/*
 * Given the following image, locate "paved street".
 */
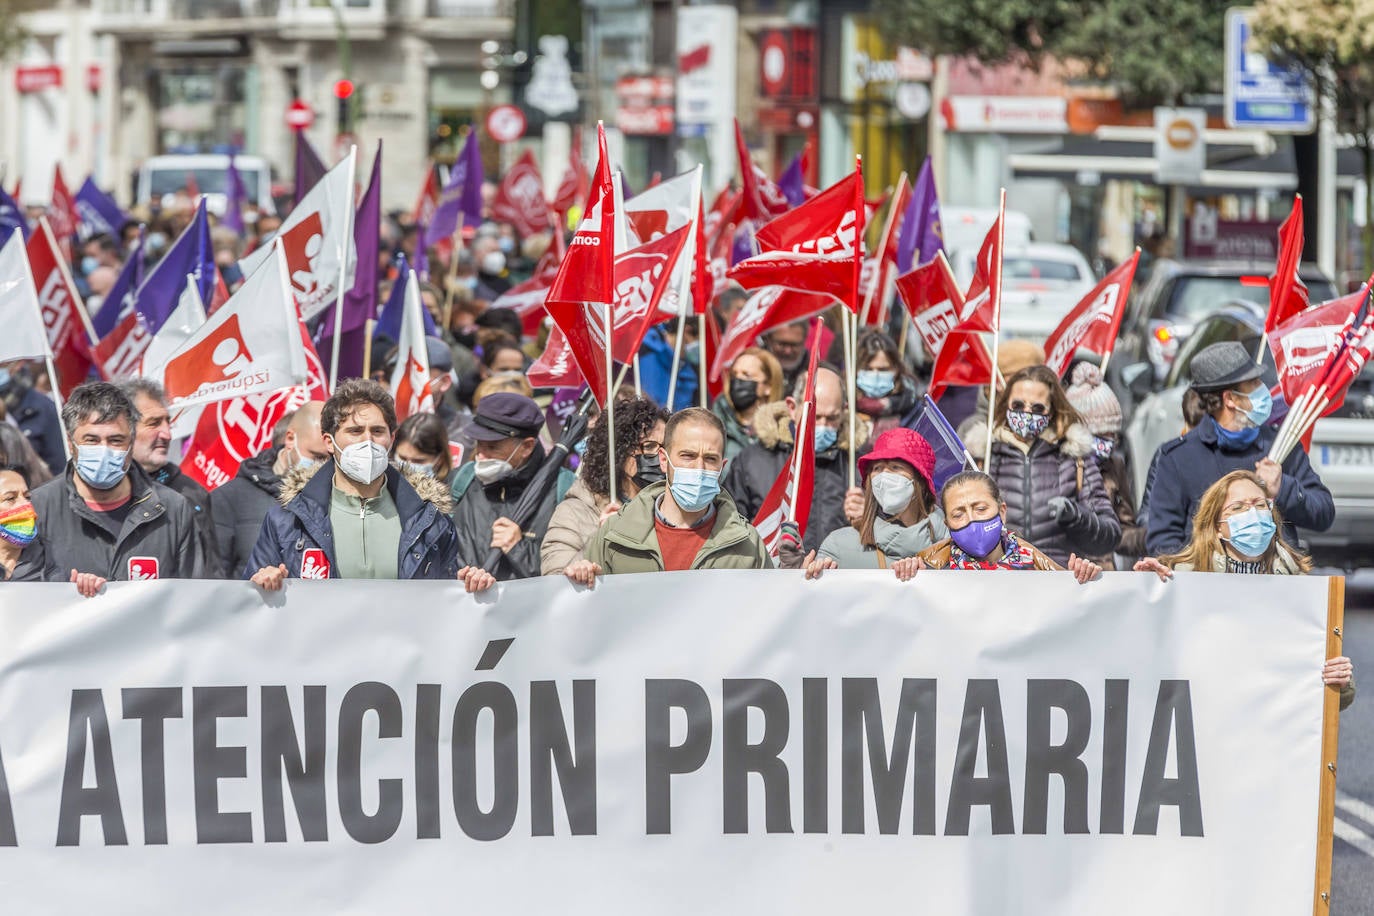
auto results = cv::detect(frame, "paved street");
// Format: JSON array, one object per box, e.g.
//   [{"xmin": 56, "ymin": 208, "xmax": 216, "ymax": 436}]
[{"xmin": 1330, "ymin": 571, "xmax": 1374, "ymax": 914}]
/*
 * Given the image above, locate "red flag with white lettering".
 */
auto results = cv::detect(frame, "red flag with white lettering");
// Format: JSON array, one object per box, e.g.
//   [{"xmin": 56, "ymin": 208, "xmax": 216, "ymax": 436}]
[
  {"xmin": 526, "ymin": 323, "xmax": 585, "ymax": 390},
  {"xmin": 734, "ymin": 119, "xmax": 791, "ymax": 222},
  {"xmin": 1267, "ymin": 282, "xmax": 1370, "ymax": 407},
  {"xmin": 752, "ymin": 319, "xmax": 822, "ymax": 555},
  {"xmin": 1267, "ymin": 196, "xmax": 1308, "ymax": 337},
  {"xmin": 26, "ymin": 218, "xmax": 94, "ymax": 396},
  {"xmin": 958, "ymin": 200, "xmax": 1004, "ymax": 334},
  {"xmin": 928, "ymin": 329, "xmax": 994, "ymax": 400},
  {"xmin": 492, "ymin": 245, "xmax": 563, "ymax": 337},
  {"xmin": 491, "ymin": 150, "xmax": 553, "ymax": 240},
  {"xmin": 546, "ymin": 122, "xmax": 617, "ymax": 310},
  {"xmin": 896, "ymin": 252, "xmax": 966, "ymax": 359},
  {"xmin": 1042, "ymin": 250, "xmax": 1140, "ymax": 376},
  {"xmin": 48, "ymin": 166, "xmax": 78, "ymax": 261}
]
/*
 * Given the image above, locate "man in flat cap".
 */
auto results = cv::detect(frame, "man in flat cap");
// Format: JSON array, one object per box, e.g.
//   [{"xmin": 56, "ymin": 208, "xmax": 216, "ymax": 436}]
[
  {"xmin": 1145, "ymin": 341, "xmax": 1334, "ymax": 554},
  {"xmin": 449, "ymin": 391, "xmax": 574, "ymax": 580}
]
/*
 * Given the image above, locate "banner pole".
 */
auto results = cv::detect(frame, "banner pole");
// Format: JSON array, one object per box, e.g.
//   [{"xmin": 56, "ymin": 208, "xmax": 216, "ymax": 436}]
[
  {"xmin": 362, "ymin": 318, "xmax": 375, "ymax": 379},
  {"xmin": 983, "ymin": 189, "xmax": 1006, "ymax": 470},
  {"xmin": 1312, "ymin": 575, "xmax": 1345, "ymax": 915},
  {"xmin": 632, "ymin": 354, "xmax": 642, "ymax": 398},
  {"xmin": 698, "ymin": 312, "xmax": 708, "ymax": 409},
  {"xmin": 845, "ymin": 307, "xmax": 857, "ymax": 488},
  {"xmin": 604, "ymin": 303, "xmax": 617, "ymax": 506}
]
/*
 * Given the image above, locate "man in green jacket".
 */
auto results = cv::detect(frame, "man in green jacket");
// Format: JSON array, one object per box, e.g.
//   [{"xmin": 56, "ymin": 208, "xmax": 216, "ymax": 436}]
[{"xmin": 564, "ymin": 407, "xmax": 771, "ymax": 582}]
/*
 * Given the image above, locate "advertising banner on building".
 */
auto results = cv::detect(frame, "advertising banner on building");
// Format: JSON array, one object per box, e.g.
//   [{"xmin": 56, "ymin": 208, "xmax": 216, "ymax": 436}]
[{"xmin": 0, "ymin": 573, "xmax": 1339, "ymax": 914}]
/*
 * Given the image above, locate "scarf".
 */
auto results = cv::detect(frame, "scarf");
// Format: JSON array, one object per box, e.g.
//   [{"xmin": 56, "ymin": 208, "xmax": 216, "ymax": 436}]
[{"xmin": 946, "ymin": 531, "xmax": 1038, "ymax": 570}]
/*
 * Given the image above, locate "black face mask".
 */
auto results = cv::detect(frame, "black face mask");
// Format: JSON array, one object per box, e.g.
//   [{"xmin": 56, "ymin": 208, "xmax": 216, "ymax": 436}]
[
  {"xmin": 729, "ymin": 377, "xmax": 761, "ymax": 411},
  {"xmin": 632, "ymin": 452, "xmax": 666, "ymax": 487}
]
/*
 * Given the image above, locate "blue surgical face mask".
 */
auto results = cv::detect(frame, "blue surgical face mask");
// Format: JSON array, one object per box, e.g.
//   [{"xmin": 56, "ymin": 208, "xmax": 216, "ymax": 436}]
[
  {"xmin": 498, "ymin": 237, "xmax": 516, "ymax": 255},
  {"xmin": 813, "ymin": 424, "xmax": 838, "ymax": 453},
  {"xmin": 684, "ymin": 341, "xmax": 701, "ymax": 363},
  {"xmin": 146, "ymin": 232, "xmax": 168, "ymax": 253},
  {"xmin": 666, "ymin": 458, "xmax": 720, "ymax": 512},
  {"xmin": 74, "ymin": 443, "xmax": 130, "ymax": 490},
  {"xmin": 80, "ymin": 256, "xmax": 99, "ymax": 276},
  {"xmin": 292, "ymin": 445, "xmax": 317, "ymax": 471},
  {"xmin": 1238, "ymin": 385, "xmax": 1273, "ymax": 428},
  {"xmin": 856, "ymin": 369, "xmax": 896, "ymax": 398},
  {"xmin": 1224, "ymin": 507, "xmax": 1277, "ymax": 558}
]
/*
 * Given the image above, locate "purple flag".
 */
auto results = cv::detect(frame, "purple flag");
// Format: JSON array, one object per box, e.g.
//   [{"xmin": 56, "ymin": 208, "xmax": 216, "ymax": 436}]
[
  {"xmin": 223, "ymin": 155, "xmax": 247, "ymax": 236},
  {"xmin": 413, "ymin": 225, "xmax": 430, "ymax": 282},
  {"xmin": 317, "ymin": 142, "xmax": 383, "ymax": 380},
  {"xmin": 92, "ymin": 231, "xmax": 145, "ymax": 339},
  {"xmin": 75, "ymin": 177, "xmax": 128, "ymax": 240},
  {"xmin": 135, "ymin": 203, "xmax": 214, "ymax": 334},
  {"xmin": 730, "ymin": 220, "xmax": 756, "ymax": 267},
  {"xmin": 777, "ymin": 150, "xmax": 807, "ymax": 208},
  {"xmin": 373, "ymin": 254, "xmax": 436, "ymax": 345},
  {"xmin": 0, "ymin": 186, "xmax": 27, "ymax": 243},
  {"xmin": 294, "ymin": 130, "xmax": 327, "ymax": 206},
  {"xmin": 424, "ymin": 129, "xmax": 483, "ymax": 247},
  {"xmin": 895, "ymin": 156, "xmax": 943, "ymax": 274},
  {"xmin": 904, "ymin": 394, "xmax": 974, "ymax": 491}
]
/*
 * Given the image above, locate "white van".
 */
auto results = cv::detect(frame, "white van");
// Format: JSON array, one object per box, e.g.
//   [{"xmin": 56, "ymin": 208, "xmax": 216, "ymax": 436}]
[
  {"xmin": 136, "ymin": 154, "xmax": 276, "ymax": 217},
  {"xmin": 940, "ymin": 205, "xmax": 1034, "ymax": 261}
]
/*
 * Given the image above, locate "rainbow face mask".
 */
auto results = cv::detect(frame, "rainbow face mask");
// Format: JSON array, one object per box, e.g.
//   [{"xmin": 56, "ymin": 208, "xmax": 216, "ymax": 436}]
[{"xmin": 0, "ymin": 504, "xmax": 37, "ymax": 547}]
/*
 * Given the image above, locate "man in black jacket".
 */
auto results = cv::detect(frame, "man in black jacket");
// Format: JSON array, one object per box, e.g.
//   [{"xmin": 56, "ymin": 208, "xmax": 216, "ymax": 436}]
[
  {"xmin": 211, "ymin": 402, "xmax": 329, "ymax": 577},
  {"xmin": 450, "ymin": 392, "xmax": 572, "ymax": 580},
  {"xmin": 23, "ymin": 382, "xmax": 209, "ymax": 583},
  {"xmin": 119, "ymin": 378, "xmax": 224, "ymax": 576},
  {"xmin": 1, "ymin": 360, "xmax": 65, "ymax": 476},
  {"xmin": 722, "ymin": 366, "xmax": 861, "ymax": 552}
]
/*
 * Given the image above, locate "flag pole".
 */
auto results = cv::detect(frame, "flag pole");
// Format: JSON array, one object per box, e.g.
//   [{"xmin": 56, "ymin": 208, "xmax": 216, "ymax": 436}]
[
  {"xmin": 847, "ymin": 155, "xmax": 865, "ymax": 489},
  {"xmin": 697, "ymin": 312, "xmax": 709, "ymax": 408},
  {"xmin": 328, "ymin": 146, "xmax": 359, "ymax": 391},
  {"xmin": 441, "ymin": 212, "xmax": 465, "ymax": 336},
  {"xmin": 604, "ymin": 303, "xmax": 618, "ymax": 506},
  {"xmin": 665, "ymin": 314, "xmax": 686, "ymax": 409},
  {"xmin": 362, "ymin": 318, "xmax": 375, "ymax": 378},
  {"xmin": 982, "ymin": 189, "xmax": 1006, "ymax": 469},
  {"xmin": 16, "ymin": 227, "xmax": 70, "ymax": 461},
  {"xmin": 632, "ymin": 354, "xmax": 642, "ymax": 398}
]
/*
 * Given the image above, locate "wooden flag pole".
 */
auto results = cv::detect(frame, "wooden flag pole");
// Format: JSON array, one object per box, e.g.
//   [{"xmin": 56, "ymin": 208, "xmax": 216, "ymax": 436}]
[
  {"xmin": 362, "ymin": 318, "xmax": 376, "ymax": 378},
  {"xmin": 847, "ymin": 155, "xmax": 865, "ymax": 490},
  {"xmin": 1311, "ymin": 576, "xmax": 1345, "ymax": 914},
  {"xmin": 982, "ymin": 188, "xmax": 1006, "ymax": 470}
]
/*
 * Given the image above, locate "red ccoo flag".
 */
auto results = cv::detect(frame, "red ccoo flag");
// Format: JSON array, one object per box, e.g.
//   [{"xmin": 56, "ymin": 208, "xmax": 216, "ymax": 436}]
[
  {"xmin": 491, "ymin": 149, "xmax": 553, "ymax": 240},
  {"xmin": 734, "ymin": 119, "xmax": 791, "ymax": 223},
  {"xmin": 895, "ymin": 252, "xmax": 966, "ymax": 359},
  {"xmin": 1267, "ymin": 195, "xmax": 1309, "ymax": 337},
  {"xmin": 928, "ymin": 330, "xmax": 994, "ymax": 400},
  {"xmin": 958, "ymin": 201, "xmax": 1004, "ymax": 334},
  {"xmin": 1042, "ymin": 250, "xmax": 1140, "ymax": 376},
  {"xmin": 752, "ymin": 317, "xmax": 824, "ymax": 555},
  {"xmin": 710, "ymin": 285, "xmax": 834, "ymax": 383}
]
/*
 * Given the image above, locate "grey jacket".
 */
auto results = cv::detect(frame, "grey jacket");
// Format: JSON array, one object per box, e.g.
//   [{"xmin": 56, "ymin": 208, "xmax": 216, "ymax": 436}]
[
  {"xmin": 965, "ymin": 420, "xmax": 1121, "ymax": 566},
  {"xmin": 818, "ymin": 511, "xmax": 948, "ymax": 568},
  {"xmin": 21, "ymin": 464, "xmax": 210, "ymax": 580}
]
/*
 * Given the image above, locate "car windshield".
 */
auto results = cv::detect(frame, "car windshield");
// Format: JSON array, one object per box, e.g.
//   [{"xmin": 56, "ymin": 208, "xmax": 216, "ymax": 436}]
[
  {"xmin": 1166, "ymin": 275, "xmax": 1337, "ymax": 321},
  {"xmin": 1003, "ymin": 257, "xmax": 1083, "ymax": 283},
  {"xmin": 148, "ymin": 167, "xmax": 260, "ymax": 199}
]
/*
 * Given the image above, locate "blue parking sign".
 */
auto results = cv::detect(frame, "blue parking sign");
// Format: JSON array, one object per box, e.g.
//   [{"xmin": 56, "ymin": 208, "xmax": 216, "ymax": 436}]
[{"xmin": 1224, "ymin": 7, "xmax": 1315, "ymax": 132}]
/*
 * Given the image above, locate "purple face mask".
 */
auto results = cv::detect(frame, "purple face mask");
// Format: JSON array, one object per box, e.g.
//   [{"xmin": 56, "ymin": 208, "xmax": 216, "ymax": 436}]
[{"xmin": 951, "ymin": 515, "xmax": 1004, "ymax": 559}]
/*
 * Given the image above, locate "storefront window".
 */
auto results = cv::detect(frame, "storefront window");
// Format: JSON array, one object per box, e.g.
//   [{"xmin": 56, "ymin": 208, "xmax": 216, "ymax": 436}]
[{"xmin": 155, "ymin": 64, "xmax": 249, "ymax": 153}]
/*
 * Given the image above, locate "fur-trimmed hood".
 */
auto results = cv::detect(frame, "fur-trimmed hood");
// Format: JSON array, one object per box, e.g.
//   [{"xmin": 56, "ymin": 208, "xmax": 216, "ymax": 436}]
[
  {"xmin": 962, "ymin": 418, "xmax": 1094, "ymax": 461},
  {"xmin": 279, "ymin": 460, "xmax": 453, "ymax": 514},
  {"xmin": 752, "ymin": 399, "xmax": 870, "ymax": 452}
]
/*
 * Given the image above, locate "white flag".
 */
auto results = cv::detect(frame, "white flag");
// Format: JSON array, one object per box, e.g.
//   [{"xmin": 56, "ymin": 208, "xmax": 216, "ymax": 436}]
[
  {"xmin": 389, "ymin": 270, "xmax": 434, "ymax": 421},
  {"xmin": 625, "ymin": 167, "xmax": 702, "ymax": 317},
  {"xmin": 238, "ymin": 153, "xmax": 357, "ymax": 320},
  {"xmin": 0, "ymin": 228, "xmax": 51, "ymax": 362},
  {"xmin": 150, "ymin": 242, "xmax": 308, "ymax": 410}
]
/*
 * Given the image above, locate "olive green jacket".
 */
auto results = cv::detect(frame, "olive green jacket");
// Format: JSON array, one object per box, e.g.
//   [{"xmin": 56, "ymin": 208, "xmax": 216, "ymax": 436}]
[{"xmin": 583, "ymin": 481, "xmax": 772, "ymax": 573}]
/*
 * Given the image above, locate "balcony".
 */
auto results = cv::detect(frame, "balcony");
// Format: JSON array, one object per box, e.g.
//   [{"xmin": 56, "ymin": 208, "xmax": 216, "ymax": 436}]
[
  {"xmin": 422, "ymin": 0, "xmax": 514, "ymax": 38},
  {"xmin": 94, "ymin": 0, "xmax": 391, "ymax": 39}
]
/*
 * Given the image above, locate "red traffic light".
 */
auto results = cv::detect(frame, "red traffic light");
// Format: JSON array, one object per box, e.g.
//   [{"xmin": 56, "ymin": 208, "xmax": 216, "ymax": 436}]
[{"xmin": 333, "ymin": 79, "xmax": 354, "ymax": 100}]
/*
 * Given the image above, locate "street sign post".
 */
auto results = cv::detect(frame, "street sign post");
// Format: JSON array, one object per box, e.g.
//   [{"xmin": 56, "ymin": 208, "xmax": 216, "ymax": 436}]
[
  {"xmin": 1224, "ymin": 7, "xmax": 1315, "ymax": 132},
  {"xmin": 485, "ymin": 104, "xmax": 527, "ymax": 144}
]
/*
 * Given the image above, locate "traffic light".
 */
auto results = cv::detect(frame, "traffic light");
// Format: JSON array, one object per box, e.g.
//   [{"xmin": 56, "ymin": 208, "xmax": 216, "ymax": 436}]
[{"xmin": 334, "ymin": 79, "xmax": 355, "ymax": 134}]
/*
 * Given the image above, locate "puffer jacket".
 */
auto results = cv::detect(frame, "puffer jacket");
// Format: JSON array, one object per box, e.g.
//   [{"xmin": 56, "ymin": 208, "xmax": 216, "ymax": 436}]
[
  {"xmin": 721, "ymin": 401, "xmax": 860, "ymax": 553},
  {"xmin": 540, "ymin": 477, "xmax": 610, "ymax": 575},
  {"xmin": 964, "ymin": 419, "xmax": 1121, "ymax": 566},
  {"xmin": 244, "ymin": 460, "xmax": 459, "ymax": 580}
]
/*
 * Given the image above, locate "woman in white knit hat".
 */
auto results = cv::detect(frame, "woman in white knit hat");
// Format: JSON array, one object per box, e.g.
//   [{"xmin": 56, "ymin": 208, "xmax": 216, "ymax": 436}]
[{"xmin": 1064, "ymin": 362, "xmax": 1143, "ymax": 566}]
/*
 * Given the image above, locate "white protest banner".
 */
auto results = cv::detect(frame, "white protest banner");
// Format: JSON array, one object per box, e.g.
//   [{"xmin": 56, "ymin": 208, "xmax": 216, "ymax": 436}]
[{"xmin": 0, "ymin": 572, "xmax": 1340, "ymax": 914}]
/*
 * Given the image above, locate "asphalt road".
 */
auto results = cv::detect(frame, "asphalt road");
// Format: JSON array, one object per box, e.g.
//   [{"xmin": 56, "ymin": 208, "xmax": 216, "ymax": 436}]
[{"xmin": 1330, "ymin": 570, "xmax": 1374, "ymax": 915}]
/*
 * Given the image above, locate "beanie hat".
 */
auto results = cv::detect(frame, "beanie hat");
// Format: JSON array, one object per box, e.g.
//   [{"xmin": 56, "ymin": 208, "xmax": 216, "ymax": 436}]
[
  {"xmin": 997, "ymin": 340, "xmax": 1046, "ymax": 379},
  {"xmin": 1065, "ymin": 363, "xmax": 1123, "ymax": 435}
]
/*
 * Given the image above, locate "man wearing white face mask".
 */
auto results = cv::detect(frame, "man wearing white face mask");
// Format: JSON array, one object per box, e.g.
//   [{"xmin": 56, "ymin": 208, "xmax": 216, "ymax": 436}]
[
  {"xmin": 23, "ymin": 382, "xmax": 209, "ymax": 590},
  {"xmin": 450, "ymin": 392, "xmax": 572, "ymax": 581},
  {"xmin": 246, "ymin": 379, "xmax": 468, "ymax": 589},
  {"xmin": 564, "ymin": 407, "xmax": 770, "ymax": 584}
]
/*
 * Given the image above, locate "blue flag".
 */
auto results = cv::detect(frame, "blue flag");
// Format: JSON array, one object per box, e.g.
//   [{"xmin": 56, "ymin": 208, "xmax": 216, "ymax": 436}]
[
  {"xmin": 373, "ymin": 255, "xmax": 436, "ymax": 345},
  {"xmin": 135, "ymin": 204, "xmax": 214, "ymax": 335},
  {"xmin": 903, "ymin": 394, "xmax": 975, "ymax": 491},
  {"xmin": 75, "ymin": 177, "xmax": 129, "ymax": 240},
  {"xmin": 0, "ymin": 186, "xmax": 27, "ymax": 243},
  {"xmin": 895, "ymin": 156, "xmax": 942, "ymax": 275},
  {"xmin": 424, "ymin": 129, "xmax": 483, "ymax": 247},
  {"xmin": 92, "ymin": 232, "xmax": 145, "ymax": 339}
]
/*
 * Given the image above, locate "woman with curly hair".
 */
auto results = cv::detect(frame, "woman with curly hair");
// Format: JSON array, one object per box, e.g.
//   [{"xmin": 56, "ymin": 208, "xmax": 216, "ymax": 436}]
[
  {"xmin": 1135, "ymin": 469, "xmax": 1354, "ymax": 709},
  {"xmin": 540, "ymin": 396, "xmax": 670, "ymax": 575}
]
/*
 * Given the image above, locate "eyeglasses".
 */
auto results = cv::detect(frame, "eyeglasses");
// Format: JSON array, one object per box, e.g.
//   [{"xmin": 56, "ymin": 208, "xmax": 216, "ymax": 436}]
[
  {"xmin": 1223, "ymin": 497, "xmax": 1273, "ymax": 516},
  {"xmin": 636, "ymin": 440, "xmax": 662, "ymax": 454},
  {"xmin": 1009, "ymin": 400, "xmax": 1051, "ymax": 415}
]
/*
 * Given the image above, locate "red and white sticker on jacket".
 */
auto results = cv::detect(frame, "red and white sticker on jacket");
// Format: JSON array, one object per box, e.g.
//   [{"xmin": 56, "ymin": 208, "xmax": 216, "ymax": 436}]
[
  {"xmin": 301, "ymin": 548, "xmax": 330, "ymax": 580},
  {"xmin": 127, "ymin": 557, "xmax": 160, "ymax": 580}
]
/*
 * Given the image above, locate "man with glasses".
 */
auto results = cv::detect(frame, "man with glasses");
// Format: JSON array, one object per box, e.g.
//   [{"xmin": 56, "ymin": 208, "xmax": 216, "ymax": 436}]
[
  {"xmin": 450, "ymin": 392, "xmax": 570, "ymax": 580},
  {"xmin": 1145, "ymin": 341, "xmax": 1334, "ymax": 555},
  {"xmin": 762, "ymin": 321, "xmax": 810, "ymax": 393}
]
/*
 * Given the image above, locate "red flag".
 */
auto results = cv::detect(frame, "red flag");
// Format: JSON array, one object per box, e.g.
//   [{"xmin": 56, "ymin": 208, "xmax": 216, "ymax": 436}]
[
  {"xmin": 1268, "ymin": 282, "xmax": 1372, "ymax": 412},
  {"xmin": 180, "ymin": 316, "xmax": 328, "ymax": 491},
  {"xmin": 859, "ymin": 173, "xmax": 911, "ymax": 325},
  {"xmin": 91, "ymin": 310, "xmax": 151, "ymax": 381},
  {"xmin": 692, "ymin": 191, "xmax": 711, "ymax": 316},
  {"xmin": 752, "ymin": 319, "xmax": 823, "ymax": 555},
  {"xmin": 928, "ymin": 330, "xmax": 994, "ymax": 400},
  {"xmin": 209, "ymin": 267, "xmax": 232, "ymax": 313},
  {"xmin": 730, "ymin": 169, "xmax": 865, "ymax": 312},
  {"xmin": 1042, "ymin": 250, "xmax": 1140, "ymax": 376},
  {"xmin": 491, "ymin": 150, "xmax": 553, "ymax": 239},
  {"xmin": 527, "ymin": 324, "xmax": 585, "ymax": 390},
  {"xmin": 411, "ymin": 163, "xmax": 440, "ymax": 227},
  {"xmin": 1267, "ymin": 196, "xmax": 1308, "ymax": 337},
  {"xmin": 958, "ymin": 200, "xmax": 1004, "ymax": 334},
  {"xmin": 26, "ymin": 218, "xmax": 94, "ymax": 396},
  {"xmin": 895, "ymin": 252, "xmax": 966, "ymax": 359},
  {"xmin": 553, "ymin": 141, "xmax": 590, "ymax": 216},
  {"xmin": 710, "ymin": 285, "xmax": 834, "ymax": 383},
  {"xmin": 547, "ymin": 122, "xmax": 617, "ymax": 309},
  {"xmin": 734, "ymin": 119, "xmax": 790, "ymax": 222},
  {"xmin": 700, "ymin": 305, "xmax": 725, "ymax": 402},
  {"xmin": 47, "ymin": 166, "xmax": 78, "ymax": 261},
  {"xmin": 492, "ymin": 245, "xmax": 563, "ymax": 337}
]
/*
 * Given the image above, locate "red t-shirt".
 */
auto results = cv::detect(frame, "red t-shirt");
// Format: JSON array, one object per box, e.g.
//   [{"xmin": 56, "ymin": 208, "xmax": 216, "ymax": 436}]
[{"xmin": 654, "ymin": 515, "xmax": 711, "ymax": 571}]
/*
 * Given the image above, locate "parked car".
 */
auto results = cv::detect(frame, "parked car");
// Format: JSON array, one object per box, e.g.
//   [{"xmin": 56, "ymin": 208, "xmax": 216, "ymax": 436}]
[
  {"xmin": 950, "ymin": 242, "xmax": 1095, "ymax": 343},
  {"xmin": 1114, "ymin": 259, "xmax": 1336, "ymax": 392},
  {"xmin": 135, "ymin": 154, "xmax": 276, "ymax": 218},
  {"xmin": 1124, "ymin": 300, "xmax": 1374, "ymax": 566}
]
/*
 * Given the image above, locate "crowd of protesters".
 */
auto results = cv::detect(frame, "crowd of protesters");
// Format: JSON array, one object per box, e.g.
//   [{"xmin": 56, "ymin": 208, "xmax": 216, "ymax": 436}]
[{"xmin": 0, "ymin": 181, "xmax": 1353, "ymax": 704}]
